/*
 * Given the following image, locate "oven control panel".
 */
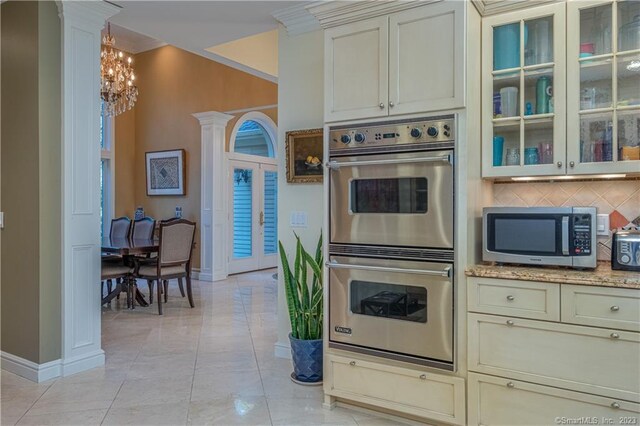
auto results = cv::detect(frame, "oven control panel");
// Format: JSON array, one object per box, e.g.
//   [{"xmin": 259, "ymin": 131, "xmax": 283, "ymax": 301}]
[{"xmin": 329, "ymin": 116, "xmax": 455, "ymax": 152}]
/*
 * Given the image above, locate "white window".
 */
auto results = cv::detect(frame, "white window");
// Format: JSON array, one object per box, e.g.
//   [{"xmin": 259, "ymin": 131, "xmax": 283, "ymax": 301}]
[{"xmin": 100, "ymin": 103, "xmax": 115, "ymax": 238}]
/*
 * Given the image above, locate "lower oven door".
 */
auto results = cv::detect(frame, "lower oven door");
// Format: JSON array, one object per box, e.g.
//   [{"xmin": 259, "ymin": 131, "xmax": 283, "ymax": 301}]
[
  {"xmin": 328, "ymin": 149, "xmax": 454, "ymax": 249},
  {"xmin": 328, "ymin": 255, "xmax": 453, "ymax": 367}
]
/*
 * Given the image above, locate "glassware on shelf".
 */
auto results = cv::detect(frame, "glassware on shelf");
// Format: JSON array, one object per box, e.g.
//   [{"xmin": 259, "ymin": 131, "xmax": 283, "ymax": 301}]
[
  {"xmin": 493, "ymin": 93, "xmax": 502, "ymax": 118},
  {"xmin": 524, "ymin": 147, "xmax": 540, "ymax": 165},
  {"xmin": 494, "ymin": 23, "xmax": 520, "ymax": 70},
  {"xmin": 493, "ymin": 136, "xmax": 505, "ymax": 166},
  {"xmin": 579, "ymin": 114, "xmax": 613, "ymax": 163},
  {"xmin": 617, "ymin": 55, "xmax": 640, "ymax": 107},
  {"xmin": 539, "ymin": 143, "xmax": 553, "ymax": 164},
  {"xmin": 618, "ymin": 111, "xmax": 640, "ymax": 161},
  {"xmin": 505, "ymin": 148, "xmax": 520, "ymax": 166},
  {"xmin": 618, "ymin": 2, "xmax": 640, "ymax": 53},
  {"xmin": 581, "ymin": 4, "xmax": 612, "ymax": 56},
  {"xmin": 500, "ymin": 87, "xmax": 519, "ymax": 117},
  {"xmin": 536, "ymin": 76, "xmax": 552, "ymax": 114},
  {"xmin": 525, "ymin": 17, "xmax": 553, "ymax": 66}
]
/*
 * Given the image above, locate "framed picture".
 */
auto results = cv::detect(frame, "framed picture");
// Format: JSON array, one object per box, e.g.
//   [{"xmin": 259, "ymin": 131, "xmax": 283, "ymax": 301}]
[
  {"xmin": 285, "ymin": 128, "xmax": 323, "ymax": 183},
  {"xmin": 145, "ymin": 149, "xmax": 186, "ymax": 196}
]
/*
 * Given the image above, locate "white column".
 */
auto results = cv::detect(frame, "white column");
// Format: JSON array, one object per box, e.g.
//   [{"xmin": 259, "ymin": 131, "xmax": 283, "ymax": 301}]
[
  {"xmin": 193, "ymin": 112, "xmax": 234, "ymax": 282},
  {"xmin": 57, "ymin": 0, "xmax": 119, "ymax": 376}
]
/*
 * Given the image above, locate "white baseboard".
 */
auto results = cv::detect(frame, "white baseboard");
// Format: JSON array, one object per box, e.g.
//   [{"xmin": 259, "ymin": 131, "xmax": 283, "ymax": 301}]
[
  {"xmin": 1, "ymin": 351, "xmax": 61, "ymax": 383},
  {"xmin": 61, "ymin": 349, "xmax": 105, "ymax": 377},
  {"xmin": 274, "ymin": 341, "xmax": 292, "ymax": 359}
]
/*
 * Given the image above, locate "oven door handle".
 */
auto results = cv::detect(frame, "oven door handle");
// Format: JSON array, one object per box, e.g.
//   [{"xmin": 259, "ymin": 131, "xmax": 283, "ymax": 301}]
[
  {"xmin": 326, "ymin": 261, "xmax": 451, "ymax": 278},
  {"xmin": 325, "ymin": 154, "xmax": 452, "ymax": 170}
]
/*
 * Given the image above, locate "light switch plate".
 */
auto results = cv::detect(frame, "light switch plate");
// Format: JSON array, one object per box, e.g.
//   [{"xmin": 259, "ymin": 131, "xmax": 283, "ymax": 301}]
[
  {"xmin": 596, "ymin": 214, "xmax": 609, "ymax": 236},
  {"xmin": 290, "ymin": 211, "xmax": 308, "ymax": 228},
  {"xmin": 0, "ymin": 212, "xmax": 4, "ymax": 229}
]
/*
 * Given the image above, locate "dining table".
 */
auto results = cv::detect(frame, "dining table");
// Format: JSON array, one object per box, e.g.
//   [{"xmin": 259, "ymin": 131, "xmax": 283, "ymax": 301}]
[{"xmin": 101, "ymin": 237, "xmax": 158, "ymax": 308}]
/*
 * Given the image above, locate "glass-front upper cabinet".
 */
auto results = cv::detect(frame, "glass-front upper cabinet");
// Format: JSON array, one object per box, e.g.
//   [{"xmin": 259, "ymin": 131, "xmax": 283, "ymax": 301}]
[
  {"xmin": 482, "ymin": 3, "xmax": 566, "ymax": 177},
  {"xmin": 567, "ymin": 0, "xmax": 640, "ymax": 174}
]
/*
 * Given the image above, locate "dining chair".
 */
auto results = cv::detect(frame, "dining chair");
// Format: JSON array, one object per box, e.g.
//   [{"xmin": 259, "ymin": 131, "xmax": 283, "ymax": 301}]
[
  {"xmin": 101, "ymin": 262, "xmax": 133, "ymax": 307},
  {"xmin": 131, "ymin": 216, "xmax": 155, "ymax": 240},
  {"xmin": 135, "ymin": 219, "xmax": 196, "ymax": 315},
  {"xmin": 110, "ymin": 216, "xmax": 132, "ymax": 239},
  {"xmin": 102, "ymin": 216, "xmax": 133, "ymax": 299}
]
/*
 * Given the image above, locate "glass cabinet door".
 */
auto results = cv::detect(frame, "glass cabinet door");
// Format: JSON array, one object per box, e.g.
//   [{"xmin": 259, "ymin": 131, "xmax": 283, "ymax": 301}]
[
  {"xmin": 482, "ymin": 4, "xmax": 566, "ymax": 177},
  {"xmin": 568, "ymin": 0, "xmax": 640, "ymax": 174}
]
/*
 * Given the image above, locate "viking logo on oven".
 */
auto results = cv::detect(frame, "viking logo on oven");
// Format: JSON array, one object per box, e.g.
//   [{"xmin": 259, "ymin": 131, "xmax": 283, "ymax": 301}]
[{"xmin": 334, "ymin": 326, "xmax": 352, "ymax": 335}]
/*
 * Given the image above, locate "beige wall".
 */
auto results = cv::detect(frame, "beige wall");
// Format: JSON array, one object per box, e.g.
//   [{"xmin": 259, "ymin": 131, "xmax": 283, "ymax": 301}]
[
  {"xmin": 1, "ymin": 0, "xmax": 61, "ymax": 364},
  {"xmin": 114, "ymin": 108, "xmax": 136, "ymax": 218},
  {"xmin": 115, "ymin": 45, "xmax": 278, "ymax": 269},
  {"xmin": 275, "ymin": 27, "xmax": 325, "ymax": 350}
]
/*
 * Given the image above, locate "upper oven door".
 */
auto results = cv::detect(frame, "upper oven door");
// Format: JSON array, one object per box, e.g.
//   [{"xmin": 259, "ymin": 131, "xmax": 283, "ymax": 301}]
[{"xmin": 328, "ymin": 150, "xmax": 454, "ymax": 249}]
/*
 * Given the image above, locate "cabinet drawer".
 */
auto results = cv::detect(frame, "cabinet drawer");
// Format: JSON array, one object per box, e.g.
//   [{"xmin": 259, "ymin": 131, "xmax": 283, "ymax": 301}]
[
  {"xmin": 468, "ymin": 372, "xmax": 640, "ymax": 426},
  {"xmin": 468, "ymin": 313, "xmax": 640, "ymax": 402},
  {"xmin": 326, "ymin": 354, "xmax": 466, "ymax": 425},
  {"xmin": 467, "ymin": 277, "xmax": 560, "ymax": 321},
  {"xmin": 562, "ymin": 285, "xmax": 640, "ymax": 332}
]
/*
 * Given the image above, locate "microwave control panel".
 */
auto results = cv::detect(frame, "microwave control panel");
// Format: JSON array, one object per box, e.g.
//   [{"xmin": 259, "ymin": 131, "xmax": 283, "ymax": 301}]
[{"xmin": 571, "ymin": 214, "xmax": 593, "ymax": 256}]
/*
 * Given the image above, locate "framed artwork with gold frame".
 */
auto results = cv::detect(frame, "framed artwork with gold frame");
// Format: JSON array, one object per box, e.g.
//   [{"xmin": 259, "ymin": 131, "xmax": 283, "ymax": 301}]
[{"xmin": 285, "ymin": 128, "xmax": 323, "ymax": 184}]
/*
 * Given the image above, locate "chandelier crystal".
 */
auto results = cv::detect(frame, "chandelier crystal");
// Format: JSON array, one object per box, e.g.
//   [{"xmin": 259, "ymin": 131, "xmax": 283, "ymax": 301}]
[{"xmin": 100, "ymin": 23, "xmax": 138, "ymax": 116}]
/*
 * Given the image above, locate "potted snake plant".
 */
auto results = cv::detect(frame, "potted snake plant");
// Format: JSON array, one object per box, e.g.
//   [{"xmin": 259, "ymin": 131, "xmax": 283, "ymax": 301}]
[{"xmin": 278, "ymin": 233, "xmax": 323, "ymax": 384}]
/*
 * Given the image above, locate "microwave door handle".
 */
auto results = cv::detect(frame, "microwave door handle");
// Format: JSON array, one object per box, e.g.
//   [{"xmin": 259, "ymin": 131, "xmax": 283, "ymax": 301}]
[
  {"xmin": 562, "ymin": 216, "xmax": 570, "ymax": 255},
  {"xmin": 326, "ymin": 261, "xmax": 451, "ymax": 279},
  {"xmin": 326, "ymin": 154, "xmax": 452, "ymax": 170}
]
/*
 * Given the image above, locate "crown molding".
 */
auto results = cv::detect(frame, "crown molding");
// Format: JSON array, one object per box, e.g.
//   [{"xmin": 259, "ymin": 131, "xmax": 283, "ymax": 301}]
[
  {"xmin": 306, "ymin": 0, "xmax": 439, "ymax": 29},
  {"xmin": 114, "ymin": 37, "xmax": 167, "ymax": 55},
  {"xmin": 272, "ymin": 2, "xmax": 321, "ymax": 36},
  {"xmin": 472, "ymin": 0, "xmax": 559, "ymax": 16}
]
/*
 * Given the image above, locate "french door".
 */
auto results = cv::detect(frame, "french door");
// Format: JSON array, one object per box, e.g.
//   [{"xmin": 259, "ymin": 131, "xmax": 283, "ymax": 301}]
[{"xmin": 229, "ymin": 160, "xmax": 278, "ymax": 274}]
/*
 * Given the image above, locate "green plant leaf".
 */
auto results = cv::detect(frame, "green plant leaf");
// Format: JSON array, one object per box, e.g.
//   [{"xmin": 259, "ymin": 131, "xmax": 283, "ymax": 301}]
[{"xmin": 278, "ymin": 240, "xmax": 299, "ymax": 339}]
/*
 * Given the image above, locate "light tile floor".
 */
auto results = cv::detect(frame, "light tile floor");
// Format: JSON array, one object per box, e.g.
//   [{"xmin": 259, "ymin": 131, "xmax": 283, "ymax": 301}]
[{"xmin": 1, "ymin": 270, "xmax": 408, "ymax": 426}]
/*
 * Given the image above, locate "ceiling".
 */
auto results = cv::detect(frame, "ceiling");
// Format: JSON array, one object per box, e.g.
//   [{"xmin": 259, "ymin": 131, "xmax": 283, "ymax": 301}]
[{"xmin": 107, "ymin": 1, "xmax": 310, "ymax": 81}]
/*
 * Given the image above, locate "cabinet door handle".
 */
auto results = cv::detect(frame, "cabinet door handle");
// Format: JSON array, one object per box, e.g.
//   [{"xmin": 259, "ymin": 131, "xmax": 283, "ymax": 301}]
[
  {"xmin": 389, "ymin": 101, "xmax": 394, "ymax": 108},
  {"xmin": 506, "ymin": 382, "xmax": 515, "ymax": 388},
  {"xmin": 610, "ymin": 332, "xmax": 620, "ymax": 339},
  {"xmin": 379, "ymin": 103, "xmax": 385, "ymax": 109},
  {"xmin": 569, "ymin": 161, "xmax": 575, "ymax": 167},
  {"xmin": 557, "ymin": 161, "xmax": 563, "ymax": 168},
  {"xmin": 349, "ymin": 361, "xmax": 356, "ymax": 366},
  {"xmin": 506, "ymin": 295, "xmax": 515, "ymax": 301},
  {"xmin": 611, "ymin": 305, "xmax": 620, "ymax": 312},
  {"xmin": 506, "ymin": 320, "xmax": 514, "ymax": 326},
  {"xmin": 611, "ymin": 402, "xmax": 621, "ymax": 409},
  {"xmin": 419, "ymin": 374, "xmax": 427, "ymax": 380}
]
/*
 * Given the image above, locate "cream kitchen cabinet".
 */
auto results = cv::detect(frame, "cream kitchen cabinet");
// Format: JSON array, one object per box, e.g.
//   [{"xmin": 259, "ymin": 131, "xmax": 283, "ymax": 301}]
[
  {"xmin": 482, "ymin": 0, "xmax": 640, "ymax": 178},
  {"xmin": 468, "ymin": 372, "xmax": 640, "ymax": 426},
  {"xmin": 481, "ymin": 3, "xmax": 567, "ymax": 178},
  {"xmin": 466, "ymin": 276, "xmax": 640, "ymax": 424},
  {"xmin": 566, "ymin": 0, "xmax": 640, "ymax": 175},
  {"xmin": 324, "ymin": 1, "xmax": 465, "ymax": 123},
  {"xmin": 325, "ymin": 353, "xmax": 466, "ymax": 425}
]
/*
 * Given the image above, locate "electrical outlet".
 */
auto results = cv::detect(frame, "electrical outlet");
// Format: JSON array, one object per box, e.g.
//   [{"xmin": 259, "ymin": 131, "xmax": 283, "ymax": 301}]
[
  {"xmin": 596, "ymin": 214, "xmax": 609, "ymax": 236},
  {"xmin": 290, "ymin": 211, "xmax": 308, "ymax": 228}
]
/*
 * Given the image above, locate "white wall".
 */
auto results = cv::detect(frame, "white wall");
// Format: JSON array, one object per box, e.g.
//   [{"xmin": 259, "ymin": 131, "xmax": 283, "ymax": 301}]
[{"xmin": 275, "ymin": 26, "xmax": 324, "ymax": 356}]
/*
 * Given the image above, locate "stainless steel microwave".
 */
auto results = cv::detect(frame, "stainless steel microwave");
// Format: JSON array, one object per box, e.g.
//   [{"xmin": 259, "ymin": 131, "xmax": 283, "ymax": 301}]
[{"xmin": 483, "ymin": 207, "xmax": 597, "ymax": 269}]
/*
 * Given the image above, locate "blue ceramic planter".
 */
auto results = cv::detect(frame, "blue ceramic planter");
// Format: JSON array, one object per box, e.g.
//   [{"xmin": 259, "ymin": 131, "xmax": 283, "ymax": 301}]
[{"xmin": 289, "ymin": 334, "xmax": 323, "ymax": 383}]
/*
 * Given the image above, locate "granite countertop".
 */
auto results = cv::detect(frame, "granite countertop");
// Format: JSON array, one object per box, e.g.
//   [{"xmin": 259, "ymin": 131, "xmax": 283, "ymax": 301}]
[{"xmin": 466, "ymin": 262, "xmax": 640, "ymax": 289}]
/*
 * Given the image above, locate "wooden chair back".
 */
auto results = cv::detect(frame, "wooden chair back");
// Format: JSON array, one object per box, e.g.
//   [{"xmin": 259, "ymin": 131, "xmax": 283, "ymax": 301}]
[
  {"xmin": 131, "ymin": 217, "xmax": 155, "ymax": 240},
  {"xmin": 157, "ymin": 219, "xmax": 196, "ymax": 268},
  {"xmin": 110, "ymin": 217, "xmax": 132, "ymax": 239}
]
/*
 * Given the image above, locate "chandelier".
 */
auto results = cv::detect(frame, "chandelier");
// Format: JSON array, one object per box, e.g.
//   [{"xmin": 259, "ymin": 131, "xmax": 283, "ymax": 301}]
[{"xmin": 100, "ymin": 23, "xmax": 138, "ymax": 116}]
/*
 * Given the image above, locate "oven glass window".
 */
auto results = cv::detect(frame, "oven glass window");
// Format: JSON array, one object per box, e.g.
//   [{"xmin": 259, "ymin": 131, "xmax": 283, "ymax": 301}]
[
  {"xmin": 350, "ymin": 280, "xmax": 427, "ymax": 323},
  {"xmin": 494, "ymin": 218, "xmax": 557, "ymax": 253},
  {"xmin": 350, "ymin": 178, "xmax": 428, "ymax": 214}
]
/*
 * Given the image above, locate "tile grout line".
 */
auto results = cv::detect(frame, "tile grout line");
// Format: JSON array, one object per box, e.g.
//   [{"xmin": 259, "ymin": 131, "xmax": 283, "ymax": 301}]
[
  {"xmin": 13, "ymin": 380, "xmax": 57, "ymax": 425},
  {"xmin": 237, "ymin": 274, "xmax": 275, "ymax": 426},
  {"xmin": 185, "ymin": 280, "xmax": 203, "ymax": 426},
  {"xmin": 99, "ymin": 380, "xmax": 126, "ymax": 425}
]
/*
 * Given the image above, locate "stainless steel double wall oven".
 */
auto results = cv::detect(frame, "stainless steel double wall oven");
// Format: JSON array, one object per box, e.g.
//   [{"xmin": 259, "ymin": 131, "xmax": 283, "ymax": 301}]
[{"xmin": 327, "ymin": 115, "xmax": 456, "ymax": 370}]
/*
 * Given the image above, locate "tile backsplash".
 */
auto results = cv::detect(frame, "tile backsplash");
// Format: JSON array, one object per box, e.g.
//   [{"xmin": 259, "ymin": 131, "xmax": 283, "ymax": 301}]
[{"xmin": 493, "ymin": 179, "xmax": 640, "ymax": 260}]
